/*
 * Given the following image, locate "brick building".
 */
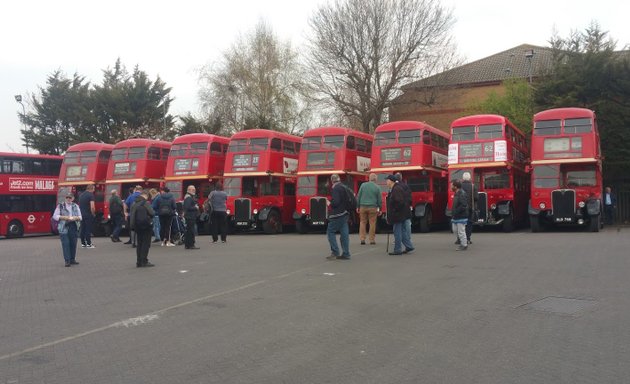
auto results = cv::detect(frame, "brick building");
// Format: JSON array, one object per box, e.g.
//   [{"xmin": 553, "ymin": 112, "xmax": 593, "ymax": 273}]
[{"xmin": 389, "ymin": 44, "xmax": 553, "ymax": 133}]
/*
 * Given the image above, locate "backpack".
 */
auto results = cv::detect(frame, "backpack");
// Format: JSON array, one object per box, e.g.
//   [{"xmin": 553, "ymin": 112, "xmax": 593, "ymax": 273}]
[
  {"xmin": 343, "ymin": 185, "xmax": 357, "ymax": 212},
  {"xmin": 134, "ymin": 201, "xmax": 153, "ymax": 230},
  {"xmin": 158, "ymin": 196, "xmax": 173, "ymax": 216}
]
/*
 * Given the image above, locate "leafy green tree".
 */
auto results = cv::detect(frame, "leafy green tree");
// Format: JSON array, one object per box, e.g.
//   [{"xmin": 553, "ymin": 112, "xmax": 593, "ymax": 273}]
[
  {"xmin": 468, "ymin": 79, "xmax": 535, "ymax": 134},
  {"xmin": 534, "ymin": 23, "xmax": 630, "ymax": 178}
]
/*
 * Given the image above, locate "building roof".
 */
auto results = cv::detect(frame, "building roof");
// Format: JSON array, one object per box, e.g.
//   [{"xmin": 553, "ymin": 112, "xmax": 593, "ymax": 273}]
[{"xmin": 403, "ymin": 44, "xmax": 554, "ymax": 89}]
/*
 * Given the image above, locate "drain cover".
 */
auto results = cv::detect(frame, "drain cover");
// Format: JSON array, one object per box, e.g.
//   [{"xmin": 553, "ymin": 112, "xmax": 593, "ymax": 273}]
[{"xmin": 520, "ymin": 296, "xmax": 597, "ymax": 315}]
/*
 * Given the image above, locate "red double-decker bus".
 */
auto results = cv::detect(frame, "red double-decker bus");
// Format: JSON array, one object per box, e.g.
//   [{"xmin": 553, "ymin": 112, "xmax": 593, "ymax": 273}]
[
  {"xmin": 223, "ymin": 129, "xmax": 301, "ymax": 234},
  {"xmin": 528, "ymin": 108, "xmax": 603, "ymax": 232},
  {"xmin": 447, "ymin": 114, "xmax": 530, "ymax": 232},
  {"xmin": 371, "ymin": 121, "xmax": 449, "ymax": 232},
  {"xmin": 0, "ymin": 152, "xmax": 62, "ymax": 237},
  {"xmin": 294, "ymin": 127, "xmax": 373, "ymax": 233},
  {"xmin": 57, "ymin": 142, "xmax": 114, "ymax": 235},
  {"xmin": 104, "ymin": 139, "xmax": 171, "ymax": 224}
]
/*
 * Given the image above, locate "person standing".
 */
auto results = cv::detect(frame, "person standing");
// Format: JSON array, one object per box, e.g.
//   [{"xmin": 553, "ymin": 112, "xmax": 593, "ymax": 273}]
[
  {"xmin": 157, "ymin": 187, "xmax": 177, "ymax": 246},
  {"xmin": 356, "ymin": 173, "xmax": 382, "ymax": 245},
  {"xmin": 183, "ymin": 185, "xmax": 200, "ymax": 250},
  {"xmin": 460, "ymin": 172, "xmax": 478, "ymax": 245},
  {"xmin": 451, "ymin": 180, "xmax": 469, "ymax": 251},
  {"xmin": 326, "ymin": 174, "xmax": 351, "ymax": 260},
  {"xmin": 386, "ymin": 175, "xmax": 414, "ymax": 255},
  {"xmin": 53, "ymin": 193, "xmax": 83, "ymax": 267},
  {"xmin": 209, "ymin": 182, "xmax": 229, "ymax": 243},
  {"xmin": 130, "ymin": 191, "xmax": 155, "ymax": 267},
  {"xmin": 604, "ymin": 186, "xmax": 617, "ymax": 225},
  {"xmin": 149, "ymin": 188, "xmax": 161, "ymax": 243},
  {"xmin": 123, "ymin": 185, "xmax": 143, "ymax": 247},
  {"xmin": 108, "ymin": 189, "xmax": 124, "ymax": 242},
  {"xmin": 78, "ymin": 184, "xmax": 96, "ymax": 248},
  {"xmin": 395, "ymin": 173, "xmax": 414, "ymax": 253}
]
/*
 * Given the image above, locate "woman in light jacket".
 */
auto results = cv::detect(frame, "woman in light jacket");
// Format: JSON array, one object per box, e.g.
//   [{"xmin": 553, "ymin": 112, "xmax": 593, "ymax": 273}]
[{"xmin": 52, "ymin": 193, "xmax": 83, "ymax": 267}]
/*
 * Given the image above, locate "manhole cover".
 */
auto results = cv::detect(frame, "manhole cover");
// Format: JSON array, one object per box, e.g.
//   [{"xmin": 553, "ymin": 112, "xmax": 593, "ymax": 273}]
[{"xmin": 520, "ymin": 296, "xmax": 597, "ymax": 315}]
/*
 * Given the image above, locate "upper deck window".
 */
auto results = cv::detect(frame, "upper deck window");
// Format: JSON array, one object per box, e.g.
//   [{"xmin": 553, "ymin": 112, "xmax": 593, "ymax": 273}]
[
  {"xmin": 283, "ymin": 141, "xmax": 296, "ymax": 154},
  {"xmin": 477, "ymin": 124, "xmax": 503, "ymax": 139},
  {"xmin": 323, "ymin": 135, "xmax": 344, "ymax": 149},
  {"xmin": 228, "ymin": 139, "xmax": 247, "ymax": 152},
  {"xmin": 534, "ymin": 120, "xmax": 561, "ymax": 136},
  {"xmin": 250, "ymin": 138, "xmax": 269, "ymax": 151},
  {"xmin": 302, "ymin": 137, "xmax": 321, "ymax": 150},
  {"xmin": 170, "ymin": 144, "xmax": 187, "ymax": 157},
  {"xmin": 399, "ymin": 130, "xmax": 421, "ymax": 144},
  {"xmin": 99, "ymin": 150, "xmax": 111, "ymax": 163},
  {"xmin": 190, "ymin": 142, "xmax": 208, "ymax": 155},
  {"xmin": 271, "ymin": 138, "xmax": 282, "ymax": 152},
  {"xmin": 64, "ymin": 150, "xmax": 97, "ymax": 164},
  {"xmin": 346, "ymin": 136, "xmax": 355, "ymax": 149},
  {"xmin": 147, "ymin": 147, "xmax": 161, "ymax": 160},
  {"xmin": 451, "ymin": 126, "xmax": 475, "ymax": 142},
  {"xmin": 210, "ymin": 142, "xmax": 223, "ymax": 155},
  {"xmin": 112, "ymin": 148, "xmax": 127, "ymax": 161},
  {"xmin": 564, "ymin": 118, "xmax": 592, "ymax": 134},
  {"xmin": 375, "ymin": 131, "xmax": 396, "ymax": 146},
  {"xmin": 128, "ymin": 147, "xmax": 146, "ymax": 160}
]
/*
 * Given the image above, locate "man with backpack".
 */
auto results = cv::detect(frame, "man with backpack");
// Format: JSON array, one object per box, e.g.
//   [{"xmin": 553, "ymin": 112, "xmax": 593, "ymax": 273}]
[
  {"xmin": 182, "ymin": 185, "xmax": 200, "ymax": 250},
  {"xmin": 326, "ymin": 174, "xmax": 353, "ymax": 260},
  {"xmin": 386, "ymin": 175, "xmax": 414, "ymax": 255},
  {"xmin": 157, "ymin": 187, "xmax": 177, "ymax": 246},
  {"xmin": 130, "ymin": 191, "xmax": 156, "ymax": 267}
]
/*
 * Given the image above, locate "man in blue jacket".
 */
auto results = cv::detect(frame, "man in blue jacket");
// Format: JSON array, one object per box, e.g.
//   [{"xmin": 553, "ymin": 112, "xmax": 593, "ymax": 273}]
[{"xmin": 326, "ymin": 174, "xmax": 351, "ymax": 260}]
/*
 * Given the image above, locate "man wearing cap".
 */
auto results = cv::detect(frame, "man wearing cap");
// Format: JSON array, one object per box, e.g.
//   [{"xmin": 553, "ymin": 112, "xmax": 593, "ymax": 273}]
[
  {"xmin": 386, "ymin": 175, "xmax": 414, "ymax": 255},
  {"xmin": 326, "ymin": 174, "xmax": 351, "ymax": 260},
  {"xmin": 109, "ymin": 189, "xmax": 124, "ymax": 242},
  {"xmin": 460, "ymin": 172, "xmax": 477, "ymax": 245},
  {"xmin": 52, "ymin": 193, "xmax": 83, "ymax": 267}
]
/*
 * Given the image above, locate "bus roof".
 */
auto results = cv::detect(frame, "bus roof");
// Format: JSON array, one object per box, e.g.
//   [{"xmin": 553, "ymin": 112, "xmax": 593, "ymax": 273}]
[
  {"xmin": 451, "ymin": 114, "xmax": 509, "ymax": 127},
  {"xmin": 303, "ymin": 126, "xmax": 373, "ymax": 141},
  {"xmin": 534, "ymin": 107, "xmax": 595, "ymax": 121},
  {"xmin": 0, "ymin": 152, "xmax": 62, "ymax": 160},
  {"xmin": 112, "ymin": 138, "xmax": 171, "ymax": 149},
  {"xmin": 172, "ymin": 133, "xmax": 230, "ymax": 145},
  {"xmin": 375, "ymin": 121, "xmax": 448, "ymax": 138},
  {"xmin": 65, "ymin": 142, "xmax": 115, "ymax": 152},
  {"xmin": 230, "ymin": 129, "xmax": 302, "ymax": 143}
]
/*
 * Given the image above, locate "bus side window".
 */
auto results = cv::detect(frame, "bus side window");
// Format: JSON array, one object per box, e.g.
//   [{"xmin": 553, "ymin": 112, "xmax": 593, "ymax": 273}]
[
  {"xmin": 271, "ymin": 138, "xmax": 282, "ymax": 152},
  {"xmin": 422, "ymin": 130, "xmax": 431, "ymax": 144},
  {"xmin": 346, "ymin": 136, "xmax": 355, "ymax": 150},
  {"xmin": 210, "ymin": 142, "xmax": 222, "ymax": 155}
]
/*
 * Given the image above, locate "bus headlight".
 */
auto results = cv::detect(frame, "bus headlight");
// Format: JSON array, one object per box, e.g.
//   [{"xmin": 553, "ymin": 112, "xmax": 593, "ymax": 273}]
[
  {"xmin": 578, "ymin": 201, "xmax": 585, "ymax": 208},
  {"xmin": 253, "ymin": 209, "xmax": 258, "ymax": 214},
  {"xmin": 301, "ymin": 208, "xmax": 306, "ymax": 214},
  {"xmin": 491, "ymin": 203, "xmax": 497, "ymax": 210},
  {"xmin": 539, "ymin": 202, "xmax": 546, "ymax": 209},
  {"xmin": 226, "ymin": 209, "xmax": 231, "ymax": 215}
]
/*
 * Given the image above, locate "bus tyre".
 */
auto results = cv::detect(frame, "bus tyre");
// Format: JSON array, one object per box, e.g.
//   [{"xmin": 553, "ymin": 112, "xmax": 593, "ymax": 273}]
[
  {"xmin": 502, "ymin": 210, "xmax": 514, "ymax": 233},
  {"xmin": 418, "ymin": 206, "xmax": 432, "ymax": 233},
  {"xmin": 588, "ymin": 214, "xmax": 600, "ymax": 232},
  {"xmin": 262, "ymin": 210, "xmax": 282, "ymax": 234},
  {"xmin": 7, "ymin": 220, "xmax": 24, "ymax": 238},
  {"xmin": 530, "ymin": 215, "xmax": 541, "ymax": 233},
  {"xmin": 295, "ymin": 218, "xmax": 308, "ymax": 234}
]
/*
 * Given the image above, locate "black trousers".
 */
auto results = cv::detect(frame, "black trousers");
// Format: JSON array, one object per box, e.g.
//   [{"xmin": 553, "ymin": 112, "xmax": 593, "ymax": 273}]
[
  {"xmin": 465, "ymin": 219, "xmax": 473, "ymax": 241},
  {"xmin": 136, "ymin": 228, "xmax": 152, "ymax": 266},
  {"xmin": 80, "ymin": 215, "xmax": 94, "ymax": 245},
  {"xmin": 159, "ymin": 215, "xmax": 171, "ymax": 241},
  {"xmin": 604, "ymin": 205, "xmax": 615, "ymax": 225},
  {"xmin": 211, "ymin": 211, "xmax": 228, "ymax": 242},
  {"xmin": 184, "ymin": 218, "xmax": 196, "ymax": 248}
]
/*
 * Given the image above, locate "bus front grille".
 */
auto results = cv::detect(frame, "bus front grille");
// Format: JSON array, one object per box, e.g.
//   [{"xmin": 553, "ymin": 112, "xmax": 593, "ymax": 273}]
[
  {"xmin": 310, "ymin": 198, "xmax": 328, "ymax": 222},
  {"xmin": 234, "ymin": 198, "xmax": 251, "ymax": 222},
  {"xmin": 552, "ymin": 190, "xmax": 576, "ymax": 222}
]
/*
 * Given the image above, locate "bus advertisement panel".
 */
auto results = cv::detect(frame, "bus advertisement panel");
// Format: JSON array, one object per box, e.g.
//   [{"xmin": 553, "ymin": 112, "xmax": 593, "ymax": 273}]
[
  {"xmin": 294, "ymin": 127, "xmax": 373, "ymax": 233},
  {"xmin": 447, "ymin": 115, "xmax": 530, "ymax": 232},
  {"xmin": 223, "ymin": 129, "xmax": 301, "ymax": 234},
  {"xmin": 0, "ymin": 152, "xmax": 62, "ymax": 237},
  {"xmin": 528, "ymin": 108, "xmax": 603, "ymax": 232},
  {"xmin": 104, "ymin": 139, "xmax": 171, "ymax": 229},
  {"xmin": 57, "ymin": 142, "xmax": 114, "ymax": 235},
  {"xmin": 371, "ymin": 121, "xmax": 449, "ymax": 232}
]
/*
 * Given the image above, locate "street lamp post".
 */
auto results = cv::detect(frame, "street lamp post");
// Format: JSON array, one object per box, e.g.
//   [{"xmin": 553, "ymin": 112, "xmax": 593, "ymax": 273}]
[
  {"xmin": 525, "ymin": 49, "xmax": 535, "ymax": 84},
  {"xmin": 14, "ymin": 95, "xmax": 29, "ymax": 154}
]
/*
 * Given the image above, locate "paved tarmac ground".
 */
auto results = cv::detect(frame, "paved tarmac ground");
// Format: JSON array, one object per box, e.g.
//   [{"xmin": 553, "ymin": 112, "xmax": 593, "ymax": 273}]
[{"xmin": 1, "ymin": 227, "xmax": 629, "ymax": 384}]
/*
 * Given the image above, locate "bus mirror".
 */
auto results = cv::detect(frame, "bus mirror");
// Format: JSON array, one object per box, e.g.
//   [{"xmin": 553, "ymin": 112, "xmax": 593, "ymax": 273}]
[{"xmin": 441, "ymin": 171, "xmax": 447, "ymax": 178}]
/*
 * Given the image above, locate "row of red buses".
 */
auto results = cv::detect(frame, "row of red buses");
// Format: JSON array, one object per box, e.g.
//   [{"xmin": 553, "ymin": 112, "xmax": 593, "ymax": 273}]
[
  {"xmin": 57, "ymin": 142, "xmax": 114, "ymax": 235},
  {"xmin": 528, "ymin": 108, "xmax": 603, "ymax": 232},
  {"xmin": 224, "ymin": 129, "xmax": 301, "ymax": 234},
  {"xmin": 447, "ymin": 114, "xmax": 530, "ymax": 232},
  {"xmin": 0, "ymin": 152, "xmax": 62, "ymax": 237},
  {"xmin": 294, "ymin": 127, "xmax": 373, "ymax": 233},
  {"xmin": 371, "ymin": 121, "xmax": 450, "ymax": 232}
]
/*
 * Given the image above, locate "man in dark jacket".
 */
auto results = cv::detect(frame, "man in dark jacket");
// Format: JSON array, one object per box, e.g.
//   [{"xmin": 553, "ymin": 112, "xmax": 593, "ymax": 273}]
[
  {"xmin": 451, "ymin": 180, "xmax": 469, "ymax": 251},
  {"xmin": 109, "ymin": 189, "xmax": 124, "ymax": 242},
  {"xmin": 460, "ymin": 172, "xmax": 477, "ymax": 245},
  {"xmin": 182, "ymin": 185, "xmax": 200, "ymax": 250},
  {"xmin": 157, "ymin": 187, "xmax": 177, "ymax": 246},
  {"xmin": 386, "ymin": 175, "xmax": 414, "ymax": 255},
  {"xmin": 130, "ymin": 191, "xmax": 155, "ymax": 267},
  {"xmin": 326, "ymin": 174, "xmax": 351, "ymax": 260}
]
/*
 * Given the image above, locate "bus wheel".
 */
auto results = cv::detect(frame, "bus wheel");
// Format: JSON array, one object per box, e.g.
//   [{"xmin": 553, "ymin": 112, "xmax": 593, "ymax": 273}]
[
  {"xmin": 262, "ymin": 210, "xmax": 282, "ymax": 234},
  {"xmin": 295, "ymin": 218, "xmax": 308, "ymax": 234},
  {"xmin": 502, "ymin": 211, "xmax": 514, "ymax": 232},
  {"xmin": 418, "ymin": 207, "xmax": 432, "ymax": 233},
  {"xmin": 588, "ymin": 214, "xmax": 600, "ymax": 232},
  {"xmin": 7, "ymin": 220, "xmax": 24, "ymax": 238},
  {"xmin": 530, "ymin": 215, "xmax": 541, "ymax": 233}
]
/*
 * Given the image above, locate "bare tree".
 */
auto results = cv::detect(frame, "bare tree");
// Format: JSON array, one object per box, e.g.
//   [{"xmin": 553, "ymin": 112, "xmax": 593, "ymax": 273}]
[
  {"xmin": 306, "ymin": 0, "xmax": 457, "ymax": 132},
  {"xmin": 198, "ymin": 21, "xmax": 312, "ymax": 135}
]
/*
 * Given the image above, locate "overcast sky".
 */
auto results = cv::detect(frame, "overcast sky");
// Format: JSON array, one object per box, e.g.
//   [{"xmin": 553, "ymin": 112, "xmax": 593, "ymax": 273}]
[{"xmin": 2, "ymin": 0, "xmax": 629, "ymax": 153}]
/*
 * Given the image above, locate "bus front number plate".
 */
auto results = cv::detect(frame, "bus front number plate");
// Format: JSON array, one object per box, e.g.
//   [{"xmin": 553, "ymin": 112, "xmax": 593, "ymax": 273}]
[
  {"xmin": 555, "ymin": 217, "xmax": 572, "ymax": 223},
  {"xmin": 236, "ymin": 221, "xmax": 249, "ymax": 226},
  {"xmin": 312, "ymin": 221, "xmax": 325, "ymax": 225}
]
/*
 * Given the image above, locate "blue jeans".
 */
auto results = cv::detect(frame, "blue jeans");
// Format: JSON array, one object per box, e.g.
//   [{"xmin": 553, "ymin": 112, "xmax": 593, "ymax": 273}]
[
  {"xmin": 60, "ymin": 225, "xmax": 78, "ymax": 264},
  {"xmin": 327, "ymin": 215, "xmax": 350, "ymax": 257},
  {"xmin": 393, "ymin": 220, "xmax": 414, "ymax": 253},
  {"xmin": 111, "ymin": 214, "xmax": 123, "ymax": 239},
  {"xmin": 152, "ymin": 216, "xmax": 161, "ymax": 240}
]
